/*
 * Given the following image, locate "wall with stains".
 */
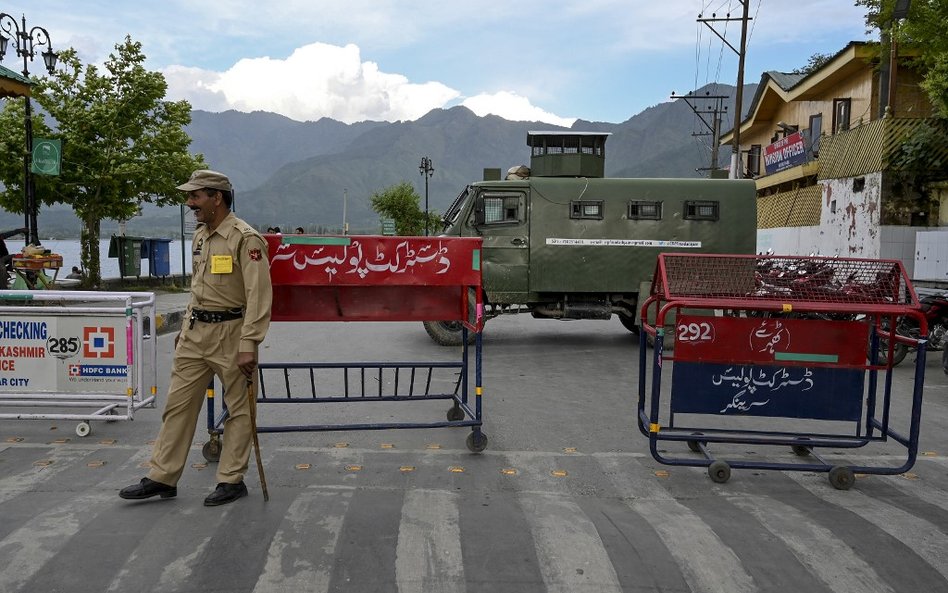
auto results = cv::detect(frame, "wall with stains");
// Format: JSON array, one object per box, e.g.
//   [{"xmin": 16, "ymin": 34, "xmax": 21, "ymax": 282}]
[{"xmin": 818, "ymin": 174, "xmax": 882, "ymax": 257}]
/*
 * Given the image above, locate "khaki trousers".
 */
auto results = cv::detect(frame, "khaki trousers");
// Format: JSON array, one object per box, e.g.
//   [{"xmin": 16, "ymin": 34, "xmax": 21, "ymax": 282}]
[{"xmin": 148, "ymin": 317, "xmax": 253, "ymax": 486}]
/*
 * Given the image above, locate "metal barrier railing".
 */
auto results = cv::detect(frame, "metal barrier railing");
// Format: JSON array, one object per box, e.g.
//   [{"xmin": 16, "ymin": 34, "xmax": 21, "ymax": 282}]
[{"xmin": 0, "ymin": 290, "xmax": 158, "ymax": 436}]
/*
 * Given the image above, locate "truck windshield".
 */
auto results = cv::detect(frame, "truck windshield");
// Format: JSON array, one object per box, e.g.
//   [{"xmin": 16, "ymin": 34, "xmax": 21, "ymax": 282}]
[{"xmin": 442, "ymin": 185, "xmax": 471, "ymax": 227}]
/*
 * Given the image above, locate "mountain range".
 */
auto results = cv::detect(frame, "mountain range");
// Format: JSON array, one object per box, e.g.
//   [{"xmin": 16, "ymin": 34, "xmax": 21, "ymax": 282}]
[{"xmin": 0, "ymin": 83, "xmax": 754, "ymax": 237}]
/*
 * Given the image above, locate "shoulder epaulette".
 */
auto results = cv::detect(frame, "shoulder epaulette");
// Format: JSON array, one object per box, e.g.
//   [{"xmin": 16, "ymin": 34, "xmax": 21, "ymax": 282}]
[{"xmin": 235, "ymin": 222, "xmax": 260, "ymax": 237}]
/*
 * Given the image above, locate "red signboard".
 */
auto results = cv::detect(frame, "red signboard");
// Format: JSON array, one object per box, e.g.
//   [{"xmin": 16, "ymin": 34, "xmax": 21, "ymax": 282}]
[
  {"xmin": 266, "ymin": 235, "xmax": 483, "ymax": 323},
  {"xmin": 763, "ymin": 131, "xmax": 807, "ymax": 175},
  {"xmin": 673, "ymin": 314, "xmax": 869, "ymax": 367}
]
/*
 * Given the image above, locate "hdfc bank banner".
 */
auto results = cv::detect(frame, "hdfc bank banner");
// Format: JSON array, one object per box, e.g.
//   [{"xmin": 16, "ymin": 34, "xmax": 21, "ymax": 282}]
[
  {"xmin": 0, "ymin": 315, "xmax": 129, "ymax": 393},
  {"xmin": 764, "ymin": 131, "xmax": 808, "ymax": 175}
]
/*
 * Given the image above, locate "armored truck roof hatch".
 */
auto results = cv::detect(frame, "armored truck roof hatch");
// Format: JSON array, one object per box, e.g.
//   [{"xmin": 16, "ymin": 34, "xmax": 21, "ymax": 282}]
[{"xmin": 527, "ymin": 131, "xmax": 611, "ymax": 178}]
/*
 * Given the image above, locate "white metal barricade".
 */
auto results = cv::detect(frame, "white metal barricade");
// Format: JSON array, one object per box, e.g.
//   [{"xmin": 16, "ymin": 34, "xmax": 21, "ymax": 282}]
[{"xmin": 0, "ymin": 290, "xmax": 158, "ymax": 436}]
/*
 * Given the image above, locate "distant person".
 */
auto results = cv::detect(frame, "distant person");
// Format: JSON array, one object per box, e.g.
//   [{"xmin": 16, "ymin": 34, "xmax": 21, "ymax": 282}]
[
  {"xmin": 295, "ymin": 227, "xmax": 305, "ymax": 234},
  {"xmin": 273, "ymin": 226, "xmax": 282, "ymax": 235},
  {"xmin": 66, "ymin": 266, "xmax": 83, "ymax": 279},
  {"xmin": 120, "ymin": 169, "xmax": 273, "ymax": 507},
  {"xmin": 266, "ymin": 227, "xmax": 276, "ymax": 233}
]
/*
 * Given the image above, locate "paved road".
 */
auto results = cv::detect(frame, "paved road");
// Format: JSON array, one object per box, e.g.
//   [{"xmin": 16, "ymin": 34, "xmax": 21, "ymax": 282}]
[{"xmin": 1, "ymin": 315, "xmax": 947, "ymax": 593}]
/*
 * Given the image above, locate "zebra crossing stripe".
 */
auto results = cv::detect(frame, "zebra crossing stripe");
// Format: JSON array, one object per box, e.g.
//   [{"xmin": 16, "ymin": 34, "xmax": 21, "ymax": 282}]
[
  {"xmin": 396, "ymin": 489, "xmax": 465, "ymax": 593},
  {"xmin": 594, "ymin": 454, "xmax": 758, "ymax": 593},
  {"xmin": 785, "ymin": 472, "xmax": 948, "ymax": 582},
  {"xmin": 252, "ymin": 487, "xmax": 354, "ymax": 592},
  {"xmin": 0, "ymin": 448, "xmax": 91, "ymax": 505},
  {"xmin": 519, "ymin": 492, "xmax": 623, "ymax": 593},
  {"xmin": 0, "ymin": 491, "xmax": 113, "ymax": 591},
  {"xmin": 728, "ymin": 495, "xmax": 895, "ymax": 593}
]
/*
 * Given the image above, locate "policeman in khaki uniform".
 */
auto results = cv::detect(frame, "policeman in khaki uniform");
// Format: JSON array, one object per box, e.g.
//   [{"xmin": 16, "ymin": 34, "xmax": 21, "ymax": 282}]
[{"xmin": 121, "ymin": 169, "xmax": 272, "ymax": 506}]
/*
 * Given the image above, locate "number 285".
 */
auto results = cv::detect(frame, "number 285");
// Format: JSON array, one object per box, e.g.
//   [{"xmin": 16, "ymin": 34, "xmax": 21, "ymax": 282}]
[{"xmin": 47, "ymin": 336, "xmax": 81, "ymax": 355}]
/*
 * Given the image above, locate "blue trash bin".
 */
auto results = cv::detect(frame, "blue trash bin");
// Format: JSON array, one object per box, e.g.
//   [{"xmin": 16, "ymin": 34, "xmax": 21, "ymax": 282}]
[{"xmin": 144, "ymin": 238, "xmax": 172, "ymax": 277}]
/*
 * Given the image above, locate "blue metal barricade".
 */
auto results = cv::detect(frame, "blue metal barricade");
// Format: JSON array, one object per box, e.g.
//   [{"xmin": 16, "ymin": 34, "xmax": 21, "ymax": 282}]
[{"xmin": 637, "ymin": 253, "xmax": 927, "ymax": 490}]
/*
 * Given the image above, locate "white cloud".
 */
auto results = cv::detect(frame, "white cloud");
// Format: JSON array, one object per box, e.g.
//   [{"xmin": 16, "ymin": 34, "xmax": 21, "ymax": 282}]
[
  {"xmin": 461, "ymin": 91, "xmax": 576, "ymax": 127},
  {"xmin": 164, "ymin": 42, "xmax": 461, "ymax": 123}
]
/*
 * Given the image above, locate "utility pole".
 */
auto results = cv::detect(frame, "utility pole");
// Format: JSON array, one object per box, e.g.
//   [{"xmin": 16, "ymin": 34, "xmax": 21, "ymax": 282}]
[
  {"xmin": 698, "ymin": 1, "xmax": 751, "ymax": 179},
  {"xmin": 670, "ymin": 91, "xmax": 728, "ymax": 176}
]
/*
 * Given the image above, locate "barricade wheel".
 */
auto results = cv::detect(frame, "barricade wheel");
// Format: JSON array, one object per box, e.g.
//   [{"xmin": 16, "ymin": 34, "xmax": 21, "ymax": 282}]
[
  {"xmin": 75, "ymin": 422, "xmax": 92, "ymax": 437},
  {"xmin": 202, "ymin": 439, "xmax": 221, "ymax": 462},
  {"xmin": 687, "ymin": 432, "xmax": 706, "ymax": 453},
  {"xmin": 466, "ymin": 431, "xmax": 488, "ymax": 453},
  {"xmin": 446, "ymin": 406, "xmax": 465, "ymax": 422},
  {"xmin": 828, "ymin": 466, "xmax": 855, "ymax": 490},
  {"xmin": 708, "ymin": 460, "xmax": 731, "ymax": 483}
]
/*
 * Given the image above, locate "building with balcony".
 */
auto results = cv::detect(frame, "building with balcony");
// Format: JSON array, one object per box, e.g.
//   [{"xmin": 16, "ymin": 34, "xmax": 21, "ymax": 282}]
[{"xmin": 721, "ymin": 41, "xmax": 948, "ymax": 283}]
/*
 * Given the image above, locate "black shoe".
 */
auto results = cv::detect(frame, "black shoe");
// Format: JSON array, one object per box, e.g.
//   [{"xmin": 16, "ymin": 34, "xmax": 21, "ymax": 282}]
[
  {"xmin": 119, "ymin": 477, "xmax": 177, "ymax": 500},
  {"xmin": 204, "ymin": 481, "xmax": 248, "ymax": 506}
]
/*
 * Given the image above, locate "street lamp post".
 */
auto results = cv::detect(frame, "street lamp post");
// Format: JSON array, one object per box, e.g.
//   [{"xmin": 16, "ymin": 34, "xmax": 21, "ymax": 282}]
[
  {"xmin": 0, "ymin": 13, "xmax": 58, "ymax": 247},
  {"xmin": 418, "ymin": 156, "xmax": 434, "ymax": 236},
  {"xmin": 342, "ymin": 187, "xmax": 348, "ymax": 235}
]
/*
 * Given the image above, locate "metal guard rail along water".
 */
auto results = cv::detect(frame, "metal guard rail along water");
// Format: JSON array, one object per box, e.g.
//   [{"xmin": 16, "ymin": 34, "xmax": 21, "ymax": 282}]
[
  {"xmin": 637, "ymin": 253, "xmax": 927, "ymax": 490},
  {"xmin": 0, "ymin": 290, "xmax": 158, "ymax": 437},
  {"xmin": 202, "ymin": 234, "xmax": 487, "ymax": 461}
]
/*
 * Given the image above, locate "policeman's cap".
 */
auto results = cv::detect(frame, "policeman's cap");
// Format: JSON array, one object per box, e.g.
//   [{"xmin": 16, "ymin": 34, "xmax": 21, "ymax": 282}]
[{"xmin": 176, "ymin": 169, "xmax": 233, "ymax": 192}]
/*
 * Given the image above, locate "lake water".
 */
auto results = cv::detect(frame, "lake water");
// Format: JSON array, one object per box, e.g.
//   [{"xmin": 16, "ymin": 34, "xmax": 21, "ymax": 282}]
[{"xmin": 4, "ymin": 238, "xmax": 193, "ymax": 279}]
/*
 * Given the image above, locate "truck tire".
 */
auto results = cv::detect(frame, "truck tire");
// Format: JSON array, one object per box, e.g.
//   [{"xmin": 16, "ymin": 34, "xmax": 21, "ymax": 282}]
[
  {"xmin": 618, "ymin": 312, "xmax": 640, "ymax": 334},
  {"xmin": 423, "ymin": 321, "xmax": 476, "ymax": 346}
]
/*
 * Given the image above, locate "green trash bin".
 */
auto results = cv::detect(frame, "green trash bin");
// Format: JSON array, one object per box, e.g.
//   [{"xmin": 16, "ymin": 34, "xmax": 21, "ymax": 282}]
[{"xmin": 108, "ymin": 235, "xmax": 145, "ymax": 278}]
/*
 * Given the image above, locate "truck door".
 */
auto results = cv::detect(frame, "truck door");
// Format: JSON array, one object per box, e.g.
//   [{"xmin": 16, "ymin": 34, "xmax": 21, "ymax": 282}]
[{"xmin": 472, "ymin": 189, "xmax": 530, "ymax": 300}]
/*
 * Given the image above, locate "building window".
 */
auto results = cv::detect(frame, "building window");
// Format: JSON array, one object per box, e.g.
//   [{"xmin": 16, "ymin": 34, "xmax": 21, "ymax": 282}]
[
  {"xmin": 684, "ymin": 200, "xmax": 719, "ymax": 221},
  {"xmin": 808, "ymin": 113, "xmax": 822, "ymax": 156},
  {"xmin": 746, "ymin": 145, "xmax": 761, "ymax": 177},
  {"xmin": 832, "ymin": 98, "xmax": 851, "ymax": 133},
  {"xmin": 628, "ymin": 201, "xmax": 662, "ymax": 220},
  {"xmin": 482, "ymin": 194, "xmax": 521, "ymax": 223},
  {"xmin": 570, "ymin": 200, "xmax": 603, "ymax": 220},
  {"xmin": 853, "ymin": 177, "xmax": 865, "ymax": 192}
]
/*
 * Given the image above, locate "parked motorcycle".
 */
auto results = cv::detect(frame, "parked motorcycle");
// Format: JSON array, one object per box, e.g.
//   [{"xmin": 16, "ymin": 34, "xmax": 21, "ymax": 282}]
[{"xmin": 876, "ymin": 291, "xmax": 948, "ymax": 367}]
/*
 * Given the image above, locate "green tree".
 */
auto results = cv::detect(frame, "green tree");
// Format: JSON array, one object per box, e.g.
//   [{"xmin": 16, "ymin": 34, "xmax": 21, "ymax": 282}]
[
  {"xmin": 370, "ymin": 181, "xmax": 441, "ymax": 236},
  {"xmin": 857, "ymin": 0, "xmax": 948, "ymax": 117},
  {"xmin": 791, "ymin": 53, "xmax": 834, "ymax": 76},
  {"xmin": 0, "ymin": 36, "xmax": 204, "ymax": 286}
]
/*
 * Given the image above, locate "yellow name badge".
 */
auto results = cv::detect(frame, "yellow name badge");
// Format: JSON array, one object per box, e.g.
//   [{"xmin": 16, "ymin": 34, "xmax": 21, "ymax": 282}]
[{"xmin": 211, "ymin": 255, "xmax": 233, "ymax": 274}]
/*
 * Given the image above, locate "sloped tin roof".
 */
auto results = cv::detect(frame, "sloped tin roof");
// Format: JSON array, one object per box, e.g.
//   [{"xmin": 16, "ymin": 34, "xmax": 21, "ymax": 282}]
[{"xmin": 0, "ymin": 63, "xmax": 31, "ymax": 98}]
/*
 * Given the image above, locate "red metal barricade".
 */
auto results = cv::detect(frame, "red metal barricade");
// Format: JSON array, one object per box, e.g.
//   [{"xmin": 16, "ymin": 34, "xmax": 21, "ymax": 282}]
[
  {"xmin": 203, "ymin": 235, "xmax": 487, "ymax": 459},
  {"xmin": 637, "ymin": 253, "xmax": 928, "ymax": 490}
]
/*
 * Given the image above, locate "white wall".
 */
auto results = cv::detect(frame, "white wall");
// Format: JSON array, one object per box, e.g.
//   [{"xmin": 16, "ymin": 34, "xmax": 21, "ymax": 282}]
[
  {"xmin": 880, "ymin": 225, "xmax": 929, "ymax": 278},
  {"xmin": 757, "ymin": 227, "xmax": 823, "ymax": 255},
  {"xmin": 914, "ymin": 229, "xmax": 948, "ymax": 281}
]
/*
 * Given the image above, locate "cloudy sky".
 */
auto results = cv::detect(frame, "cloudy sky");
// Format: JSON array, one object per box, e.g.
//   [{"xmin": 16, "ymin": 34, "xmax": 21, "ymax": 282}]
[{"xmin": 2, "ymin": 1, "xmax": 872, "ymax": 126}]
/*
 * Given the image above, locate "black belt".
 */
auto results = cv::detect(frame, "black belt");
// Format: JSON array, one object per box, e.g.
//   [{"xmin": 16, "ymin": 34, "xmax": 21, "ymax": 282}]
[{"xmin": 190, "ymin": 308, "xmax": 244, "ymax": 325}]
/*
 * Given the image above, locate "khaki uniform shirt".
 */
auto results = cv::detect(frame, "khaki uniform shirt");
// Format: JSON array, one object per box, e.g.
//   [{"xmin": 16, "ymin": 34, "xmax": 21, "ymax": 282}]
[{"xmin": 189, "ymin": 212, "xmax": 272, "ymax": 352}]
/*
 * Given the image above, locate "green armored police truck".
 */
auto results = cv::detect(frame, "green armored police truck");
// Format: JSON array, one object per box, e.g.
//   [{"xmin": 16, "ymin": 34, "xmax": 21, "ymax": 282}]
[{"xmin": 424, "ymin": 131, "xmax": 757, "ymax": 345}]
